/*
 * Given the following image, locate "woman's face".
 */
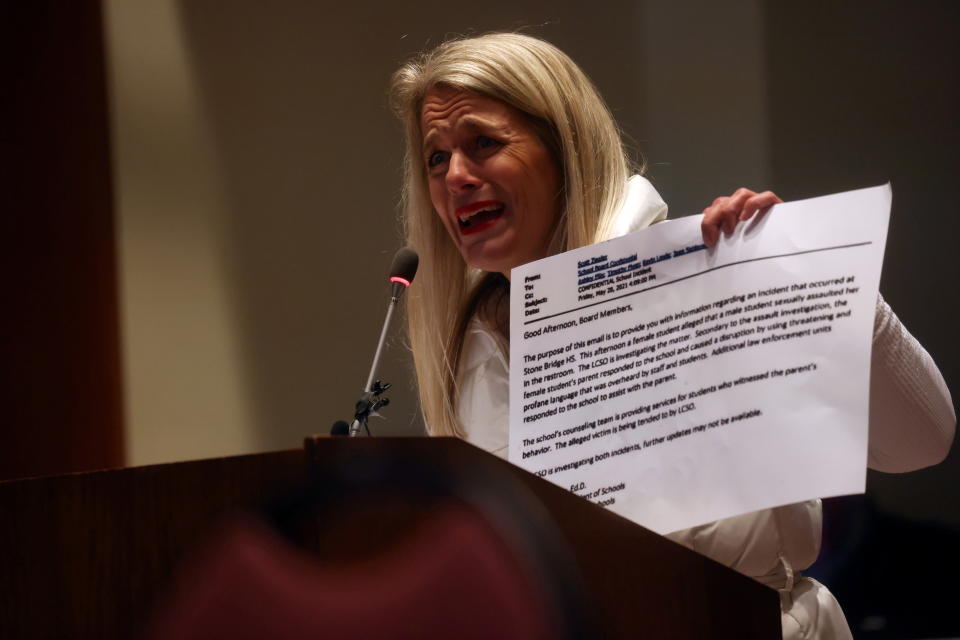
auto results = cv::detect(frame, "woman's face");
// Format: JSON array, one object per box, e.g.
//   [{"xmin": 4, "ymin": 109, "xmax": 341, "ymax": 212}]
[{"xmin": 420, "ymin": 87, "xmax": 562, "ymax": 277}]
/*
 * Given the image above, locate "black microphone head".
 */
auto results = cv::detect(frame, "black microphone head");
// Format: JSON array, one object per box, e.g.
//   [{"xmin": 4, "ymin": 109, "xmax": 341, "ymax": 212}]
[
  {"xmin": 388, "ymin": 247, "xmax": 419, "ymax": 288},
  {"xmin": 330, "ymin": 420, "xmax": 350, "ymax": 436}
]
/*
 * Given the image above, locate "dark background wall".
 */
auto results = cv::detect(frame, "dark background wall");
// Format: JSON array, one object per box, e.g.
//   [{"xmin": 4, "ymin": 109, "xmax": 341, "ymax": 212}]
[
  {"xmin": 766, "ymin": 2, "xmax": 959, "ymax": 524},
  {"xmin": 763, "ymin": 4, "xmax": 959, "ymax": 636}
]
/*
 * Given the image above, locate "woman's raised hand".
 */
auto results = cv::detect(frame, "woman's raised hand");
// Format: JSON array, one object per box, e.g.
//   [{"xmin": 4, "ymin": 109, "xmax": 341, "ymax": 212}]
[{"xmin": 700, "ymin": 188, "xmax": 783, "ymax": 248}]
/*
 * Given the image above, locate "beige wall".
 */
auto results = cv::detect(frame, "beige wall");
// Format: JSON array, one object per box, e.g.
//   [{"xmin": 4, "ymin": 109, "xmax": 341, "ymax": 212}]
[
  {"xmin": 105, "ymin": 1, "xmax": 258, "ymax": 464},
  {"xmin": 104, "ymin": 0, "xmax": 770, "ymax": 466}
]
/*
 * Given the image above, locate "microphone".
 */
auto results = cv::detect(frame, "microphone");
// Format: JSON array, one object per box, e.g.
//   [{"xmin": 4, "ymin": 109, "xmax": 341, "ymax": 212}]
[
  {"xmin": 349, "ymin": 248, "xmax": 419, "ymax": 437},
  {"xmin": 388, "ymin": 247, "xmax": 419, "ymax": 301}
]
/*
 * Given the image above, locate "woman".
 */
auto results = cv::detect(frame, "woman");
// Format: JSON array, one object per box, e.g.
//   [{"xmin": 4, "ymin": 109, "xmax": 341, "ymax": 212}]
[{"xmin": 389, "ymin": 33, "xmax": 955, "ymax": 639}]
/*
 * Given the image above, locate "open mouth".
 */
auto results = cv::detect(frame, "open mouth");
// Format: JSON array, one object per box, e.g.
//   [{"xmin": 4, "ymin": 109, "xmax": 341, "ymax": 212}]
[{"xmin": 457, "ymin": 201, "xmax": 506, "ymax": 235}]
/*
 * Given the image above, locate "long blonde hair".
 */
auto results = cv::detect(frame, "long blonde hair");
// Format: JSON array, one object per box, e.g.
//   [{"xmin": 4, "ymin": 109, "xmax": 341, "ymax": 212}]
[{"xmin": 389, "ymin": 33, "xmax": 636, "ymax": 437}]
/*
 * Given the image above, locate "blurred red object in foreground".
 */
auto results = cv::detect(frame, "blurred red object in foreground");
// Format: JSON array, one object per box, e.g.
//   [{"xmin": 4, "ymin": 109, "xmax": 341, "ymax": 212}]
[{"xmin": 147, "ymin": 505, "xmax": 561, "ymax": 640}]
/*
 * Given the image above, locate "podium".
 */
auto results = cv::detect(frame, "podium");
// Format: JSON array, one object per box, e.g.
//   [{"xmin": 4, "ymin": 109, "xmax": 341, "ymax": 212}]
[{"xmin": 1, "ymin": 437, "xmax": 780, "ymax": 638}]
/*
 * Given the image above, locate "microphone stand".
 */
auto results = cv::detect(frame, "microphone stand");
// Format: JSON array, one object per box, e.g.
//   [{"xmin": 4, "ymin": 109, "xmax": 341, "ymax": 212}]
[{"xmin": 348, "ymin": 281, "xmax": 404, "ymax": 437}]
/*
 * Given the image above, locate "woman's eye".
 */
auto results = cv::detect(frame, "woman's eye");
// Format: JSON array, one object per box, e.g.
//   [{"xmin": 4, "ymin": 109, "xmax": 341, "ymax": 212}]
[{"xmin": 427, "ymin": 151, "xmax": 447, "ymax": 168}]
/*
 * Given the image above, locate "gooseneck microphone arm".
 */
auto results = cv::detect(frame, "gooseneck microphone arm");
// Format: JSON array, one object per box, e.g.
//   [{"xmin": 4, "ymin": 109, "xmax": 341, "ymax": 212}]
[
  {"xmin": 362, "ymin": 282, "xmax": 401, "ymax": 393},
  {"xmin": 347, "ymin": 284, "xmax": 400, "ymax": 437},
  {"xmin": 348, "ymin": 248, "xmax": 419, "ymax": 437}
]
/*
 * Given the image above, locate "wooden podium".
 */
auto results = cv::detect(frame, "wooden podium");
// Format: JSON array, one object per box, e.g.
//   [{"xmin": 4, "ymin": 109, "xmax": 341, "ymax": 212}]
[{"xmin": 1, "ymin": 437, "xmax": 781, "ymax": 638}]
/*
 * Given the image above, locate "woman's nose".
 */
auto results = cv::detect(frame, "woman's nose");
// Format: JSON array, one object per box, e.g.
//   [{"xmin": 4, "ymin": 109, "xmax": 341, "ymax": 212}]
[{"xmin": 445, "ymin": 152, "xmax": 479, "ymax": 192}]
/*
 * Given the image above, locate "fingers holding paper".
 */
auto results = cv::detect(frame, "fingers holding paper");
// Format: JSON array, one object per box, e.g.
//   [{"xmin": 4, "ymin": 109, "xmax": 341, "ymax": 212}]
[{"xmin": 701, "ymin": 188, "xmax": 784, "ymax": 247}]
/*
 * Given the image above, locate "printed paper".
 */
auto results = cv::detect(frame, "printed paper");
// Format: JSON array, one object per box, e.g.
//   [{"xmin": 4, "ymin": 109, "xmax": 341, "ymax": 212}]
[{"xmin": 509, "ymin": 185, "xmax": 891, "ymax": 534}]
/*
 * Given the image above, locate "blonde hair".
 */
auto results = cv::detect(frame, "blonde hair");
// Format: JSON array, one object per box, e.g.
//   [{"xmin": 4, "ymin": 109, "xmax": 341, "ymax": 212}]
[{"xmin": 390, "ymin": 32, "xmax": 636, "ymax": 437}]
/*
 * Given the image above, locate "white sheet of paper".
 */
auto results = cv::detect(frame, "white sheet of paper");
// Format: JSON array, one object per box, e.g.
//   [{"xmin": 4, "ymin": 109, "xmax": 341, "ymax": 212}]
[{"xmin": 509, "ymin": 185, "xmax": 891, "ymax": 535}]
